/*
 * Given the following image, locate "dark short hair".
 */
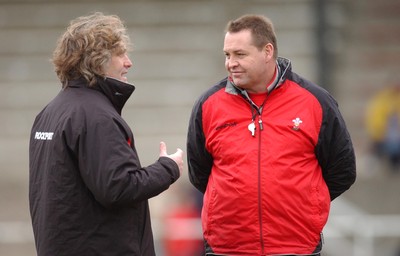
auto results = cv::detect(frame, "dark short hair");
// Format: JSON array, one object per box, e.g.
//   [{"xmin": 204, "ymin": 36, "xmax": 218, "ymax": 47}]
[{"xmin": 226, "ymin": 14, "xmax": 277, "ymax": 58}]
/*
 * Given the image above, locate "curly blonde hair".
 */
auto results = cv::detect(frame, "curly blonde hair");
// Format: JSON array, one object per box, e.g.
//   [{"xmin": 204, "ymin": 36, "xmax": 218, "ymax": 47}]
[{"xmin": 52, "ymin": 12, "xmax": 131, "ymax": 88}]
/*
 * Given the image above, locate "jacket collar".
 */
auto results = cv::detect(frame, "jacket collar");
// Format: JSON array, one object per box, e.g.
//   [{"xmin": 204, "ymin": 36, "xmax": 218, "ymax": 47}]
[
  {"xmin": 67, "ymin": 76, "xmax": 135, "ymax": 114},
  {"xmin": 225, "ymin": 57, "xmax": 292, "ymax": 96}
]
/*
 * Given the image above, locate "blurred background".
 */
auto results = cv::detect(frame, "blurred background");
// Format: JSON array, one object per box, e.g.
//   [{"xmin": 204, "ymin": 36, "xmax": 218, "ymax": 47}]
[{"xmin": 0, "ymin": 0, "xmax": 399, "ymax": 255}]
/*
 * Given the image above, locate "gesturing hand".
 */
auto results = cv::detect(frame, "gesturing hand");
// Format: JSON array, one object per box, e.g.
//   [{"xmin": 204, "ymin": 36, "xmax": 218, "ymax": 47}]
[{"xmin": 159, "ymin": 141, "xmax": 184, "ymax": 175}]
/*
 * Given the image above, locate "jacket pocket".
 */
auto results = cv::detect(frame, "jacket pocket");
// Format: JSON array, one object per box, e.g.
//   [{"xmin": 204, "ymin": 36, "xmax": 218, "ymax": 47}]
[{"xmin": 203, "ymin": 183, "xmax": 217, "ymax": 237}]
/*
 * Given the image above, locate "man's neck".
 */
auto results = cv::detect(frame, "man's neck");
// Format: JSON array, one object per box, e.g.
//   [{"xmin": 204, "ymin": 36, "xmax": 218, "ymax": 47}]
[{"xmin": 247, "ymin": 63, "xmax": 278, "ymax": 94}]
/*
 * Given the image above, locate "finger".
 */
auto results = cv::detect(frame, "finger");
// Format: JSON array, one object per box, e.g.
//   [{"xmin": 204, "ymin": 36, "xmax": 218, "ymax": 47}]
[
  {"xmin": 176, "ymin": 148, "xmax": 184, "ymax": 156},
  {"xmin": 159, "ymin": 141, "xmax": 167, "ymax": 156}
]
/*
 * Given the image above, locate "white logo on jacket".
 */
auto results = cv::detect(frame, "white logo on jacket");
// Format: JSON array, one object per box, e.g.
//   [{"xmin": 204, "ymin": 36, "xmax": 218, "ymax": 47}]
[
  {"xmin": 34, "ymin": 132, "xmax": 54, "ymax": 140},
  {"xmin": 292, "ymin": 117, "xmax": 302, "ymax": 131}
]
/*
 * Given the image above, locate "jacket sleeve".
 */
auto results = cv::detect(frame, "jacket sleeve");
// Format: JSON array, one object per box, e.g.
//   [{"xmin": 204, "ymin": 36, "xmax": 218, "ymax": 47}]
[
  {"xmin": 74, "ymin": 114, "xmax": 180, "ymax": 208},
  {"xmin": 316, "ymin": 95, "xmax": 356, "ymax": 201},
  {"xmin": 187, "ymin": 97, "xmax": 213, "ymax": 193}
]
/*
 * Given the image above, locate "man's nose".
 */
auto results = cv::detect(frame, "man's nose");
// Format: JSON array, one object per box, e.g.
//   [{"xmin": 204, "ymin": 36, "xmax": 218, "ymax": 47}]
[
  {"xmin": 125, "ymin": 55, "xmax": 133, "ymax": 68},
  {"xmin": 227, "ymin": 58, "xmax": 238, "ymax": 69}
]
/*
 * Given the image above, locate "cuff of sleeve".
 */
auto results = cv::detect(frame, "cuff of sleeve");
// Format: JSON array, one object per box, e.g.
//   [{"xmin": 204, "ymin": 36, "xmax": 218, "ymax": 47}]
[{"xmin": 158, "ymin": 156, "xmax": 180, "ymax": 184}]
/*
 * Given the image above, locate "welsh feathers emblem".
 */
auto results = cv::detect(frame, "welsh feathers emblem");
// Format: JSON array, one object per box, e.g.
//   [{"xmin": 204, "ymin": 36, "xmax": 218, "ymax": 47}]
[{"xmin": 292, "ymin": 117, "xmax": 302, "ymax": 131}]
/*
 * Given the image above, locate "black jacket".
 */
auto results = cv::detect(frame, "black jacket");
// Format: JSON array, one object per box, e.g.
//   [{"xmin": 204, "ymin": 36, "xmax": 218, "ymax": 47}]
[{"xmin": 29, "ymin": 77, "xmax": 180, "ymax": 256}]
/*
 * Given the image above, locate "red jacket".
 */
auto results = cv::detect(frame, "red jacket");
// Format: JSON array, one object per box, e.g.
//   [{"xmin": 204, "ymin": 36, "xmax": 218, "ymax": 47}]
[{"xmin": 187, "ymin": 58, "xmax": 356, "ymax": 255}]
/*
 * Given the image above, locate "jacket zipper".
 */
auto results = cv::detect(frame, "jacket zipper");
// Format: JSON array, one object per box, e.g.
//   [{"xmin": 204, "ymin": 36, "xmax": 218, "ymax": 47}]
[
  {"xmin": 239, "ymin": 90, "xmax": 268, "ymax": 254},
  {"xmin": 257, "ymin": 112, "xmax": 265, "ymax": 255},
  {"xmin": 257, "ymin": 111, "xmax": 264, "ymax": 255},
  {"xmin": 249, "ymin": 98, "xmax": 266, "ymax": 254}
]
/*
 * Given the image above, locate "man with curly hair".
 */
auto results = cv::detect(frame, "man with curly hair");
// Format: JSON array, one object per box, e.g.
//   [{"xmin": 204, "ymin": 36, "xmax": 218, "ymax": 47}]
[{"xmin": 29, "ymin": 12, "xmax": 183, "ymax": 256}]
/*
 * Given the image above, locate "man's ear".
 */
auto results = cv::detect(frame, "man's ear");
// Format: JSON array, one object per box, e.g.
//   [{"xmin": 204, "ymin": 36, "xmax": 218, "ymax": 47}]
[{"xmin": 264, "ymin": 43, "xmax": 274, "ymax": 61}]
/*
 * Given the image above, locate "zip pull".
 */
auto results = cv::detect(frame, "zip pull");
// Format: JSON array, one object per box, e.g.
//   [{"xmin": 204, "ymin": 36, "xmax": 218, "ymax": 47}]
[{"xmin": 258, "ymin": 115, "xmax": 263, "ymax": 131}]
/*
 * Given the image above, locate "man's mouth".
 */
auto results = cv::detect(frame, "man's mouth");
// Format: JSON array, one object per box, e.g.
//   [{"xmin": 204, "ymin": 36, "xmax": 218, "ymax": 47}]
[{"xmin": 231, "ymin": 71, "xmax": 243, "ymax": 77}]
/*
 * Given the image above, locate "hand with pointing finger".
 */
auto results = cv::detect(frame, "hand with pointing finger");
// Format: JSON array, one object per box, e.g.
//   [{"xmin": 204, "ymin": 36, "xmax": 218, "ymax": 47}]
[{"xmin": 159, "ymin": 141, "xmax": 184, "ymax": 175}]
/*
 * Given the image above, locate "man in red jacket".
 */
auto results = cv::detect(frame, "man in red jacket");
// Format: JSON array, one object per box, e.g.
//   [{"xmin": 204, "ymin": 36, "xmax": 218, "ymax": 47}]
[{"xmin": 187, "ymin": 14, "xmax": 356, "ymax": 255}]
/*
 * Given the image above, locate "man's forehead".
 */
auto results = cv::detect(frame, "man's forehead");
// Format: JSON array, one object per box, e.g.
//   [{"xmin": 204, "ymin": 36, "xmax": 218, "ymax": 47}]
[{"xmin": 223, "ymin": 31, "xmax": 255, "ymax": 52}]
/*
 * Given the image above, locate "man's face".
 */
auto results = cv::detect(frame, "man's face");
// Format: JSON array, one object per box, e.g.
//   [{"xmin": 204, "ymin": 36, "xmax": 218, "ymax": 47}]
[
  {"xmin": 104, "ymin": 53, "xmax": 132, "ymax": 83},
  {"xmin": 223, "ymin": 30, "xmax": 273, "ymax": 93}
]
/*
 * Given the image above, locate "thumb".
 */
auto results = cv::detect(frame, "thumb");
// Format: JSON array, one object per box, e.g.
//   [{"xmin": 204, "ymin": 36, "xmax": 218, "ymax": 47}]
[
  {"xmin": 159, "ymin": 141, "xmax": 167, "ymax": 157},
  {"xmin": 175, "ymin": 148, "xmax": 184, "ymax": 157}
]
